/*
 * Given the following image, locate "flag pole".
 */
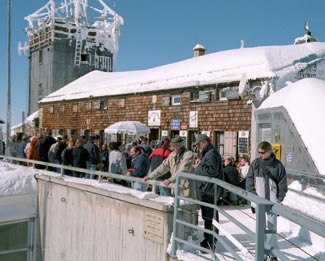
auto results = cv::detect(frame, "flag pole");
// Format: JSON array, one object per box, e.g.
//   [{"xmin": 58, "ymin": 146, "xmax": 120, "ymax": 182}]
[{"xmin": 6, "ymin": 0, "xmax": 11, "ymax": 156}]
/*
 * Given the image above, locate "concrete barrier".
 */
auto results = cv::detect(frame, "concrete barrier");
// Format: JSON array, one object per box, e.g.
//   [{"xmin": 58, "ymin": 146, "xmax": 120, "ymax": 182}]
[{"xmin": 36, "ymin": 174, "xmax": 194, "ymax": 261}]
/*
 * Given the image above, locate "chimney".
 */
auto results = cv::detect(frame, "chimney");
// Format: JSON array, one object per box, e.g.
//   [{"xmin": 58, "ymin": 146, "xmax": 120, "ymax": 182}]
[{"xmin": 193, "ymin": 44, "xmax": 206, "ymax": 57}]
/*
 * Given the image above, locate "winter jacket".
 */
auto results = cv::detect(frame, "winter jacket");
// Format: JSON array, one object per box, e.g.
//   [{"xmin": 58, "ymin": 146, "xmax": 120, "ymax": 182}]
[
  {"xmin": 39, "ymin": 135, "xmax": 56, "ymax": 162},
  {"xmin": 84, "ymin": 141, "xmax": 100, "ymax": 165},
  {"xmin": 130, "ymin": 153, "xmax": 150, "ymax": 178},
  {"xmin": 224, "ymin": 165, "xmax": 240, "ymax": 187},
  {"xmin": 61, "ymin": 147, "xmax": 73, "ymax": 166},
  {"xmin": 148, "ymin": 147, "xmax": 195, "ymax": 197},
  {"xmin": 246, "ymin": 154, "xmax": 287, "ymax": 204},
  {"xmin": 72, "ymin": 146, "xmax": 89, "ymax": 169},
  {"xmin": 27, "ymin": 138, "xmax": 39, "ymax": 167},
  {"xmin": 53, "ymin": 141, "xmax": 67, "ymax": 163},
  {"xmin": 149, "ymin": 146, "xmax": 172, "ymax": 180},
  {"xmin": 196, "ymin": 144, "xmax": 223, "ymax": 199},
  {"xmin": 109, "ymin": 150, "xmax": 127, "ymax": 174}
]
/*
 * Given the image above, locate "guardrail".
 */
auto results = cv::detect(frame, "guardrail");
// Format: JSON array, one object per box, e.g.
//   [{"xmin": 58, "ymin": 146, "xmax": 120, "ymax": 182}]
[
  {"xmin": 2, "ymin": 156, "xmax": 325, "ymax": 260},
  {"xmin": 0, "ymin": 155, "xmax": 177, "ymax": 192},
  {"xmin": 170, "ymin": 172, "xmax": 325, "ymax": 261}
]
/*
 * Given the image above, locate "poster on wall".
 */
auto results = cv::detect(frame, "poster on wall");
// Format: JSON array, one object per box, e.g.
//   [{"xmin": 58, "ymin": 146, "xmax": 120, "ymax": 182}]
[
  {"xmin": 180, "ymin": 131, "xmax": 187, "ymax": 147},
  {"xmin": 238, "ymin": 130, "xmax": 249, "ymax": 154},
  {"xmin": 189, "ymin": 111, "xmax": 198, "ymax": 128},
  {"xmin": 261, "ymin": 128, "xmax": 272, "ymax": 143},
  {"xmin": 148, "ymin": 110, "xmax": 161, "ymax": 126}
]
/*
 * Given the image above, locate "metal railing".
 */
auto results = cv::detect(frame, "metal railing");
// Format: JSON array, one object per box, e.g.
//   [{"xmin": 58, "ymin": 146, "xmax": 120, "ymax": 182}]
[
  {"xmin": 0, "ymin": 156, "xmax": 177, "ymax": 191},
  {"xmin": 170, "ymin": 172, "xmax": 325, "ymax": 261},
  {"xmin": 2, "ymin": 156, "xmax": 325, "ymax": 260}
]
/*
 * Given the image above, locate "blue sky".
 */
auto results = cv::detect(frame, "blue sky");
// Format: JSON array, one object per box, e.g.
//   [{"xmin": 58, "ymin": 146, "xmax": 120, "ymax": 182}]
[{"xmin": 0, "ymin": 0, "xmax": 324, "ymax": 129}]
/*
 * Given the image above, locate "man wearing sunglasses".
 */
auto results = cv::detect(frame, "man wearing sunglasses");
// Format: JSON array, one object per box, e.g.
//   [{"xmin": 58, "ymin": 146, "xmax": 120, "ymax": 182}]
[{"xmin": 246, "ymin": 141, "xmax": 287, "ymax": 261}]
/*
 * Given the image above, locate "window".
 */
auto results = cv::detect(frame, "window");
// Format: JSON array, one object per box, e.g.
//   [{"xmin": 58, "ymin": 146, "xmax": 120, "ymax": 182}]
[
  {"xmin": 218, "ymin": 87, "xmax": 230, "ymax": 101},
  {"xmin": 94, "ymin": 100, "xmax": 108, "ymax": 110},
  {"xmin": 72, "ymin": 104, "xmax": 78, "ymax": 113},
  {"xmin": 171, "ymin": 95, "xmax": 181, "ymax": 105},
  {"xmin": 49, "ymin": 106, "xmax": 54, "ymax": 114},
  {"xmin": 216, "ymin": 86, "xmax": 239, "ymax": 101},
  {"xmin": 60, "ymin": 105, "xmax": 65, "ymax": 113},
  {"xmin": 39, "ymin": 49, "xmax": 43, "ymax": 64},
  {"xmin": 190, "ymin": 91, "xmax": 200, "ymax": 102},
  {"xmin": 214, "ymin": 131, "xmax": 224, "ymax": 157},
  {"xmin": 38, "ymin": 83, "xmax": 42, "ymax": 100},
  {"xmin": 190, "ymin": 90, "xmax": 211, "ymax": 103},
  {"xmin": 81, "ymin": 53, "xmax": 89, "ymax": 62},
  {"xmin": 100, "ymin": 100, "xmax": 108, "ymax": 110},
  {"xmin": 162, "ymin": 96, "xmax": 170, "ymax": 106},
  {"xmin": 117, "ymin": 98, "xmax": 125, "ymax": 108},
  {"xmin": 85, "ymin": 102, "xmax": 91, "ymax": 111}
]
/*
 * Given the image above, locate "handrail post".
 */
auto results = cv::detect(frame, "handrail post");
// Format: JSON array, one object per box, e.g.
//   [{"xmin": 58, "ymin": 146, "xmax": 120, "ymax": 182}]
[
  {"xmin": 255, "ymin": 203, "xmax": 266, "ymax": 261},
  {"xmin": 170, "ymin": 175, "xmax": 181, "ymax": 257}
]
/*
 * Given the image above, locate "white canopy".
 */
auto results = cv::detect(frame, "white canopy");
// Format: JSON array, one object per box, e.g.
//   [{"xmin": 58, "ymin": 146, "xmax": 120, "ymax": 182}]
[{"xmin": 104, "ymin": 121, "xmax": 150, "ymax": 135}]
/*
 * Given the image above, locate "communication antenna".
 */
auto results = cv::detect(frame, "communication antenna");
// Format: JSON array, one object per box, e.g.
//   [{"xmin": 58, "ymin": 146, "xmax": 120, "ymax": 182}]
[{"xmin": 238, "ymin": 73, "xmax": 247, "ymax": 95}]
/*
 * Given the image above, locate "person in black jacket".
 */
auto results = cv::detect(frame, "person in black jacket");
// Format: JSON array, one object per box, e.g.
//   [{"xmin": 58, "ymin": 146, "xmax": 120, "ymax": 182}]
[
  {"xmin": 193, "ymin": 134, "xmax": 223, "ymax": 251},
  {"xmin": 84, "ymin": 136, "xmax": 100, "ymax": 179},
  {"xmin": 246, "ymin": 141, "xmax": 287, "ymax": 261},
  {"xmin": 72, "ymin": 139, "xmax": 89, "ymax": 178},
  {"xmin": 61, "ymin": 139, "xmax": 74, "ymax": 176},
  {"xmin": 223, "ymin": 157, "xmax": 240, "ymax": 205}
]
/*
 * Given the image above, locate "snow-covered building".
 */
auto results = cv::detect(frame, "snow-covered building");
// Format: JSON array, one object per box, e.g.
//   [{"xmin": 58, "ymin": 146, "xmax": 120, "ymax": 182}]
[
  {"xmin": 19, "ymin": 0, "xmax": 124, "ymax": 114},
  {"xmin": 256, "ymin": 78, "xmax": 325, "ymax": 177},
  {"xmin": 38, "ymin": 42, "xmax": 325, "ymax": 160}
]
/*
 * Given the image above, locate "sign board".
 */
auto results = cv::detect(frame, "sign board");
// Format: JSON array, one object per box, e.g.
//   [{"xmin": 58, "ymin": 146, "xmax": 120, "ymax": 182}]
[
  {"xmin": 189, "ymin": 111, "xmax": 198, "ymax": 128},
  {"xmin": 148, "ymin": 110, "xmax": 161, "ymax": 126},
  {"xmin": 161, "ymin": 130, "xmax": 168, "ymax": 137},
  {"xmin": 272, "ymin": 143, "xmax": 281, "ymax": 160},
  {"xmin": 144, "ymin": 211, "xmax": 164, "ymax": 244},
  {"xmin": 170, "ymin": 118, "xmax": 181, "ymax": 130},
  {"xmin": 286, "ymin": 151, "xmax": 293, "ymax": 164},
  {"xmin": 261, "ymin": 128, "xmax": 272, "ymax": 143},
  {"xmin": 179, "ymin": 131, "xmax": 187, "ymax": 137},
  {"xmin": 238, "ymin": 130, "xmax": 249, "ymax": 154}
]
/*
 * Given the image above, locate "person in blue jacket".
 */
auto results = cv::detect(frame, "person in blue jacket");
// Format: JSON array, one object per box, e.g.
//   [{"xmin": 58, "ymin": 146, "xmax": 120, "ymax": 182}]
[{"xmin": 127, "ymin": 146, "xmax": 150, "ymax": 191}]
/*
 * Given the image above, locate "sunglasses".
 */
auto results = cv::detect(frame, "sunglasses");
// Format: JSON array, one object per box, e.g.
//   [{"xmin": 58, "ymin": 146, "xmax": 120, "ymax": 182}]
[{"xmin": 258, "ymin": 150, "xmax": 267, "ymax": 154}]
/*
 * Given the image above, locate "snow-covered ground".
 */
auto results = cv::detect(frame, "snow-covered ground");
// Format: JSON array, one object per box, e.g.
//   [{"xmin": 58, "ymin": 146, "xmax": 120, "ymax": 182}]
[{"xmin": 0, "ymin": 161, "xmax": 324, "ymax": 260}]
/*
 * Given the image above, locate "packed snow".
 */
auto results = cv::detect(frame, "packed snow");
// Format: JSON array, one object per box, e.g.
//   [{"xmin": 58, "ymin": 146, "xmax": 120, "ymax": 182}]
[
  {"xmin": 0, "ymin": 162, "xmax": 37, "ymax": 196},
  {"xmin": 41, "ymin": 42, "xmax": 325, "ymax": 103}
]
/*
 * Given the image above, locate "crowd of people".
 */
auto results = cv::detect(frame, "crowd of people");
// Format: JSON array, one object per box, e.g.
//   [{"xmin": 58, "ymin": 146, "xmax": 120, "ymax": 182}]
[{"xmin": 6, "ymin": 131, "xmax": 286, "ymax": 259}]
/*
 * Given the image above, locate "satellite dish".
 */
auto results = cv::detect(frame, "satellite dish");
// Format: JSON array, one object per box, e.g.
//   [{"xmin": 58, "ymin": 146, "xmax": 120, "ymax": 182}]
[{"xmin": 238, "ymin": 73, "xmax": 247, "ymax": 95}]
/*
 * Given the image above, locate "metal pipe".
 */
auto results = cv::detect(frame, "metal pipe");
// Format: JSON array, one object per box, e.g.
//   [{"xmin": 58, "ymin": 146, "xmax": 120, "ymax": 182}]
[{"xmin": 6, "ymin": 0, "xmax": 11, "ymax": 156}]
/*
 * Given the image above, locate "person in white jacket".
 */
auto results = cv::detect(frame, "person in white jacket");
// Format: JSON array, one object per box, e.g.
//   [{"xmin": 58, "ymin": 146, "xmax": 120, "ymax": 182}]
[{"xmin": 109, "ymin": 142, "xmax": 127, "ymax": 185}]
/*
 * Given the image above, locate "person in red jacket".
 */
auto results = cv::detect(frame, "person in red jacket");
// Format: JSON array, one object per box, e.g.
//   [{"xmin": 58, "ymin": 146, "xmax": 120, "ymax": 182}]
[{"xmin": 149, "ymin": 138, "xmax": 172, "ymax": 195}]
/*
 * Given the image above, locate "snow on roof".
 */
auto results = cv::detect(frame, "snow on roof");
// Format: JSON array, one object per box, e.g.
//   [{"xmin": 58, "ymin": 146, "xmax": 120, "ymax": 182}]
[
  {"xmin": 259, "ymin": 78, "xmax": 325, "ymax": 174},
  {"xmin": 25, "ymin": 110, "xmax": 39, "ymax": 124},
  {"xmin": 193, "ymin": 43, "xmax": 206, "ymax": 50},
  {"xmin": 41, "ymin": 42, "xmax": 325, "ymax": 103}
]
